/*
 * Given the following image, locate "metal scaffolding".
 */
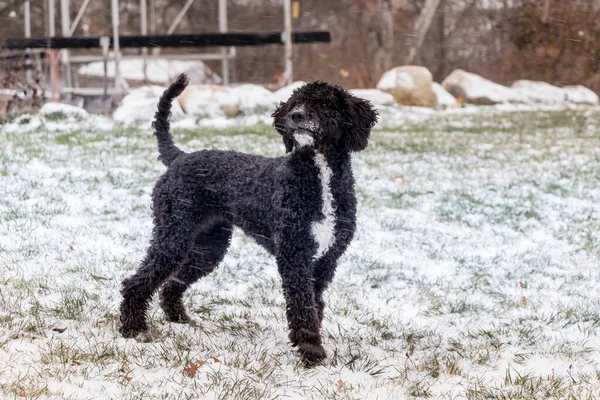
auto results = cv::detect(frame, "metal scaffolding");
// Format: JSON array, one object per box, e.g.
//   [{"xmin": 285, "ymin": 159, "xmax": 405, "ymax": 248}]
[{"xmin": 30, "ymin": 0, "xmax": 294, "ymax": 96}]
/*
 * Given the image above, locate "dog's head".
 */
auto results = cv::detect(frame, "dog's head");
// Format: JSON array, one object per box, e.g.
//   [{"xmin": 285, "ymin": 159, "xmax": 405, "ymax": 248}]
[{"xmin": 272, "ymin": 82, "xmax": 378, "ymax": 153}]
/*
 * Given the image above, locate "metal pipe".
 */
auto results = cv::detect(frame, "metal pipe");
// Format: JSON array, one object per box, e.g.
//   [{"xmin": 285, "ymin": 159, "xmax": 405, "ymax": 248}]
[
  {"xmin": 111, "ymin": 0, "xmax": 121, "ymax": 91},
  {"xmin": 24, "ymin": 0, "xmax": 32, "ymax": 81},
  {"xmin": 140, "ymin": 0, "xmax": 148, "ymax": 35},
  {"xmin": 60, "ymin": 0, "xmax": 72, "ymax": 88},
  {"xmin": 48, "ymin": 0, "xmax": 56, "ymax": 37},
  {"xmin": 48, "ymin": 0, "xmax": 57, "ymax": 101},
  {"xmin": 167, "ymin": 0, "xmax": 194, "ymax": 35},
  {"xmin": 24, "ymin": 0, "xmax": 31, "ymax": 37},
  {"xmin": 218, "ymin": 0, "xmax": 229, "ymax": 85},
  {"xmin": 69, "ymin": 0, "xmax": 91, "ymax": 36},
  {"xmin": 140, "ymin": 0, "xmax": 148, "ymax": 57},
  {"xmin": 283, "ymin": 0, "xmax": 293, "ymax": 85},
  {"xmin": 150, "ymin": 0, "xmax": 156, "ymax": 34}
]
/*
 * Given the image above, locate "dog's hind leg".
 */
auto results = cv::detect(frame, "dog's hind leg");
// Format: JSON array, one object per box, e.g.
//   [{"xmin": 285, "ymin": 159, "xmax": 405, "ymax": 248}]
[
  {"xmin": 119, "ymin": 210, "xmax": 198, "ymax": 339},
  {"xmin": 159, "ymin": 220, "xmax": 233, "ymax": 323}
]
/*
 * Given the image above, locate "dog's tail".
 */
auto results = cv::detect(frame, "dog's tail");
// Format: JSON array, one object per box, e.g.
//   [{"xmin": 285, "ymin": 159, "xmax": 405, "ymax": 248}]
[{"xmin": 153, "ymin": 73, "xmax": 189, "ymax": 166}]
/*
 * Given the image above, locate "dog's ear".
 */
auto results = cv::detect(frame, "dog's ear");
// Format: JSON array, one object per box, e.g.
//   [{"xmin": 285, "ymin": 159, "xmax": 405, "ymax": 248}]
[
  {"xmin": 344, "ymin": 96, "xmax": 378, "ymax": 152},
  {"xmin": 272, "ymin": 101, "xmax": 294, "ymax": 153}
]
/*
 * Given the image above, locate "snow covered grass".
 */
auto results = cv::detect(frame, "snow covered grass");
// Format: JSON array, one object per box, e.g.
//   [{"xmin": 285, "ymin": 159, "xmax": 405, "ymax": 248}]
[{"xmin": 1, "ymin": 107, "xmax": 600, "ymax": 399}]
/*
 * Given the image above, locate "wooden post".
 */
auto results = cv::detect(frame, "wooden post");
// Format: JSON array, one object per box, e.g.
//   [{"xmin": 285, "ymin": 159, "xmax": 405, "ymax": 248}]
[
  {"xmin": 111, "ymin": 0, "xmax": 121, "ymax": 91},
  {"xmin": 60, "ymin": 0, "xmax": 72, "ymax": 87},
  {"xmin": 219, "ymin": 0, "xmax": 229, "ymax": 85},
  {"xmin": 283, "ymin": 0, "xmax": 293, "ymax": 85},
  {"xmin": 542, "ymin": 0, "xmax": 550, "ymax": 23}
]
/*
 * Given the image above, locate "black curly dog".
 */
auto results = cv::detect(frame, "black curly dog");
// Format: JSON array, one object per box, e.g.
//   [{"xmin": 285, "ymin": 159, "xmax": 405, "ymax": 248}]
[{"xmin": 119, "ymin": 74, "xmax": 377, "ymax": 366}]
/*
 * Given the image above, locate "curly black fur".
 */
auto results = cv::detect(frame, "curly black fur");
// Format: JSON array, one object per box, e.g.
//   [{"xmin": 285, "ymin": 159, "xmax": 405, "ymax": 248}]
[{"xmin": 119, "ymin": 74, "xmax": 378, "ymax": 367}]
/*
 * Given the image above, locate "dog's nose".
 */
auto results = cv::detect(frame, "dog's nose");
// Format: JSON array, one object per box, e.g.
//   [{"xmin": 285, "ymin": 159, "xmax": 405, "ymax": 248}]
[{"xmin": 291, "ymin": 110, "xmax": 305, "ymax": 123}]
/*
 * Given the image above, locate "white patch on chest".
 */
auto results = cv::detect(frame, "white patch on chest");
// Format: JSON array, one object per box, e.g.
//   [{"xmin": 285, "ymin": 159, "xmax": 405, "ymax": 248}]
[{"xmin": 311, "ymin": 152, "xmax": 336, "ymax": 260}]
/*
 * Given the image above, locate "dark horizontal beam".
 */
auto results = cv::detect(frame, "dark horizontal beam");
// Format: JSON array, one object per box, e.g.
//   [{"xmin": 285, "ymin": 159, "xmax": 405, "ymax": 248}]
[{"xmin": 1, "ymin": 31, "xmax": 331, "ymax": 50}]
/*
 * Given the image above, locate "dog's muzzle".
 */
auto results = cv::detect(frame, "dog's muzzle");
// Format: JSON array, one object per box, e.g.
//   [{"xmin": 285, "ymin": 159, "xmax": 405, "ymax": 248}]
[{"xmin": 293, "ymin": 129, "xmax": 314, "ymax": 148}]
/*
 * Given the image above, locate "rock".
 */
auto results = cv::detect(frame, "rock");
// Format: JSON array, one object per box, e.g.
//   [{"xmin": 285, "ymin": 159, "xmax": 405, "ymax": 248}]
[
  {"xmin": 40, "ymin": 102, "xmax": 88, "ymax": 119},
  {"xmin": 113, "ymin": 85, "xmax": 184, "ymax": 123},
  {"xmin": 563, "ymin": 85, "xmax": 599, "ymax": 105},
  {"xmin": 271, "ymin": 81, "xmax": 306, "ymax": 104},
  {"xmin": 442, "ymin": 69, "xmax": 523, "ymax": 105},
  {"xmin": 349, "ymin": 89, "xmax": 396, "ymax": 106},
  {"xmin": 432, "ymin": 83, "xmax": 457, "ymax": 106},
  {"xmin": 376, "ymin": 66, "xmax": 436, "ymax": 107},
  {"xmin": 511, "ymin": 80, "xmax": 599, "ymax": 105},
  {"xmin": 178, "ymin": 85, "xmax": 240, "ymax": 118},
  {"xmin": 511, "ymin": 80, "xmax": 567, "ymax": 104}
]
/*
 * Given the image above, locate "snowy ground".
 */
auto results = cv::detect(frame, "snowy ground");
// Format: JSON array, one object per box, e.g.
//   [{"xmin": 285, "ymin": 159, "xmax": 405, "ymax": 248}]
[{"xmin": 1, "ymin": 106, "xmax": 600, "ymax": 399}]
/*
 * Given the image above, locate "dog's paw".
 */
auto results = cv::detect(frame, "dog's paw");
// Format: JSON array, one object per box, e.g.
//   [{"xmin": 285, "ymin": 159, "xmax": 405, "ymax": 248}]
[
  {"xmin": 119, "ymin": 325, "xmax": 145, "ymax": 339},
  {"xmin": 135, "ymin": 330, "xmax": 155, "ymax": 343},
  {"xmin": 187, "ymin": 318, "xmax": 201, "ymax": 328},
  {"xmin": 298, "ymin": 342, "xmax": 327, "ymax": 367},
  {"xmin": 164, "ymin": 313, "xmax": 191, "ymax": 324}
]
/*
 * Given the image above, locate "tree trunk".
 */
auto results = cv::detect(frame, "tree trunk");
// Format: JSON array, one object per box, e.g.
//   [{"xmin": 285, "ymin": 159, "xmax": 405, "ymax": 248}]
[
  {"xmin": 371, "ymin": 0, "xmax": 394, "ymax": 83},
  {"xmin": 407, "ymin": 0, "xmax": 443, "ymax": 64}
]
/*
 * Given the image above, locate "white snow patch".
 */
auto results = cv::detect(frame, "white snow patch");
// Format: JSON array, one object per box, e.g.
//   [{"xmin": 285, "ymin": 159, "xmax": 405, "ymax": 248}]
[
  {"xmin": 443, "ymin": 69, "xmax": 526, "ymax": 104},
  {"xmin": 78, "ymin": 58, "xmax": 221, "ymax": 85},
  {"xmin": 230, "ymin": 83, "xmax": 275, "ymax": 112},
  {"xmin": 349, "ymin": 89, "xmax": 396, "ymax": 106},
  {"xmin": 432, "ymin": 82, "xmax": 457, "ymax": 106},
  {"xmin": 271, "ymin": 81, "xmax": 306, "ymax": 104},
  {"xmin": 178, "ymin": 85, "xmax": 240, "ymax": 118},
  {"xmin": 113, "ymin": 85, "xmax": 184, "ymax": 123},
  {"xmin": 39, "ymin": 102, "xmax": 88, "ymax": 119},
  {"xmin": 563, "ymin": 85, "xmax": 599, "ymax": 105},
  {"xmin": 376, "ymin": 70, "xmax": 415, "ymax": 91}
]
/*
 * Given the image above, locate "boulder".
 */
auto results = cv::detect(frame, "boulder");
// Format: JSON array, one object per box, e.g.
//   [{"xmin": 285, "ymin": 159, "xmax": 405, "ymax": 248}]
[
  {"xmin": 271, "ymin": 81, "xmax": 306, "ymax": 104},
  {"xmin": 113, "ymin": 85, "xmax": 184, "ymax": 123},
  {"xmin": 230, "ymin": 83, "xmax": 275, "ymax": 112},
  {"xmin": 40, "ymin": 102, "xmax": 88, "ymax": 119},
  {"xmin": 511, "ymin": 80, "xmax": 567, "ymax": 104},
  {"xmin": 349, "ymin": 89, "xmax": 396, "ymax": 106},
  {"xmin": 442, "ymin": 69, "xmax": 523, "ymax": 105},
  {"xmin": 511, "ymin": 80, "xmax": 599, "ymax": 105},
  {"xmin": 376, "ymin": 66, "xmax": 436, "ymax": 107},
  {"xmin": 432, "ymin": 83, "xmax": 457, "ymax": 106},
  {"xmin": 563, "ymin": 85, "xmax": 599, "ymax": 105},
  {"xmin": 178, "ymin": 85, "xmax": 240, "ymax": 118}
]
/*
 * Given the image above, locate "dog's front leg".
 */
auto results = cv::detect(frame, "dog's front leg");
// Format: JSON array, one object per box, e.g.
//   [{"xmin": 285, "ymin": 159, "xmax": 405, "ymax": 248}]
[{"xmin": 276, "ymin": 249, "xmax": 326, "ymax": 367}]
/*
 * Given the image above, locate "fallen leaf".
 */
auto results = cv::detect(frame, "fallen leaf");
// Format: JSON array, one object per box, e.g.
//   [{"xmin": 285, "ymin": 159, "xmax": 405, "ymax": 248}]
[
  {"xmin": 184, "ymin": 361, "xmax": 199, "ymax": 377},
  {"xmin": 391, "ymin": 174, "xmax": 404, "ymax": 182},
  {"xmin": 519, "ymin": 281, "xmax": 527, "ymax": 289},
  {"xmin": 213, "ymin": 357, "xmax": 221, "ymax": 363},
  {"xmin": 337, "ymin": 379, "xmax": 344, "ymax": 391},
  {"xmin": 122, "ymin": 376, "xmax": 132, "ymax": 382},
  {"xmin": 71, "ymin": 360, "xmax": 82, "ymax": 366},
  {"xmin": 340, "ymin": 69, "xmax": 350, "ymax": 78},
  {"xmin": 52, "ymin": 327, "xmax": 67, "ymax": 333},
  {"xmin": 521, "ymin": 296, "xmax": 528, "ymax": 305},
  {"xmin": 91, "ymin": 274, "xmax": 109, "ymax": 281},
  {"xmin": 196, "ymin": 360, "xmax": 206, "ymax": 367},
  {"xmin": 19, "ymin": 392, "xmax": 26, "ymax": 398}
]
